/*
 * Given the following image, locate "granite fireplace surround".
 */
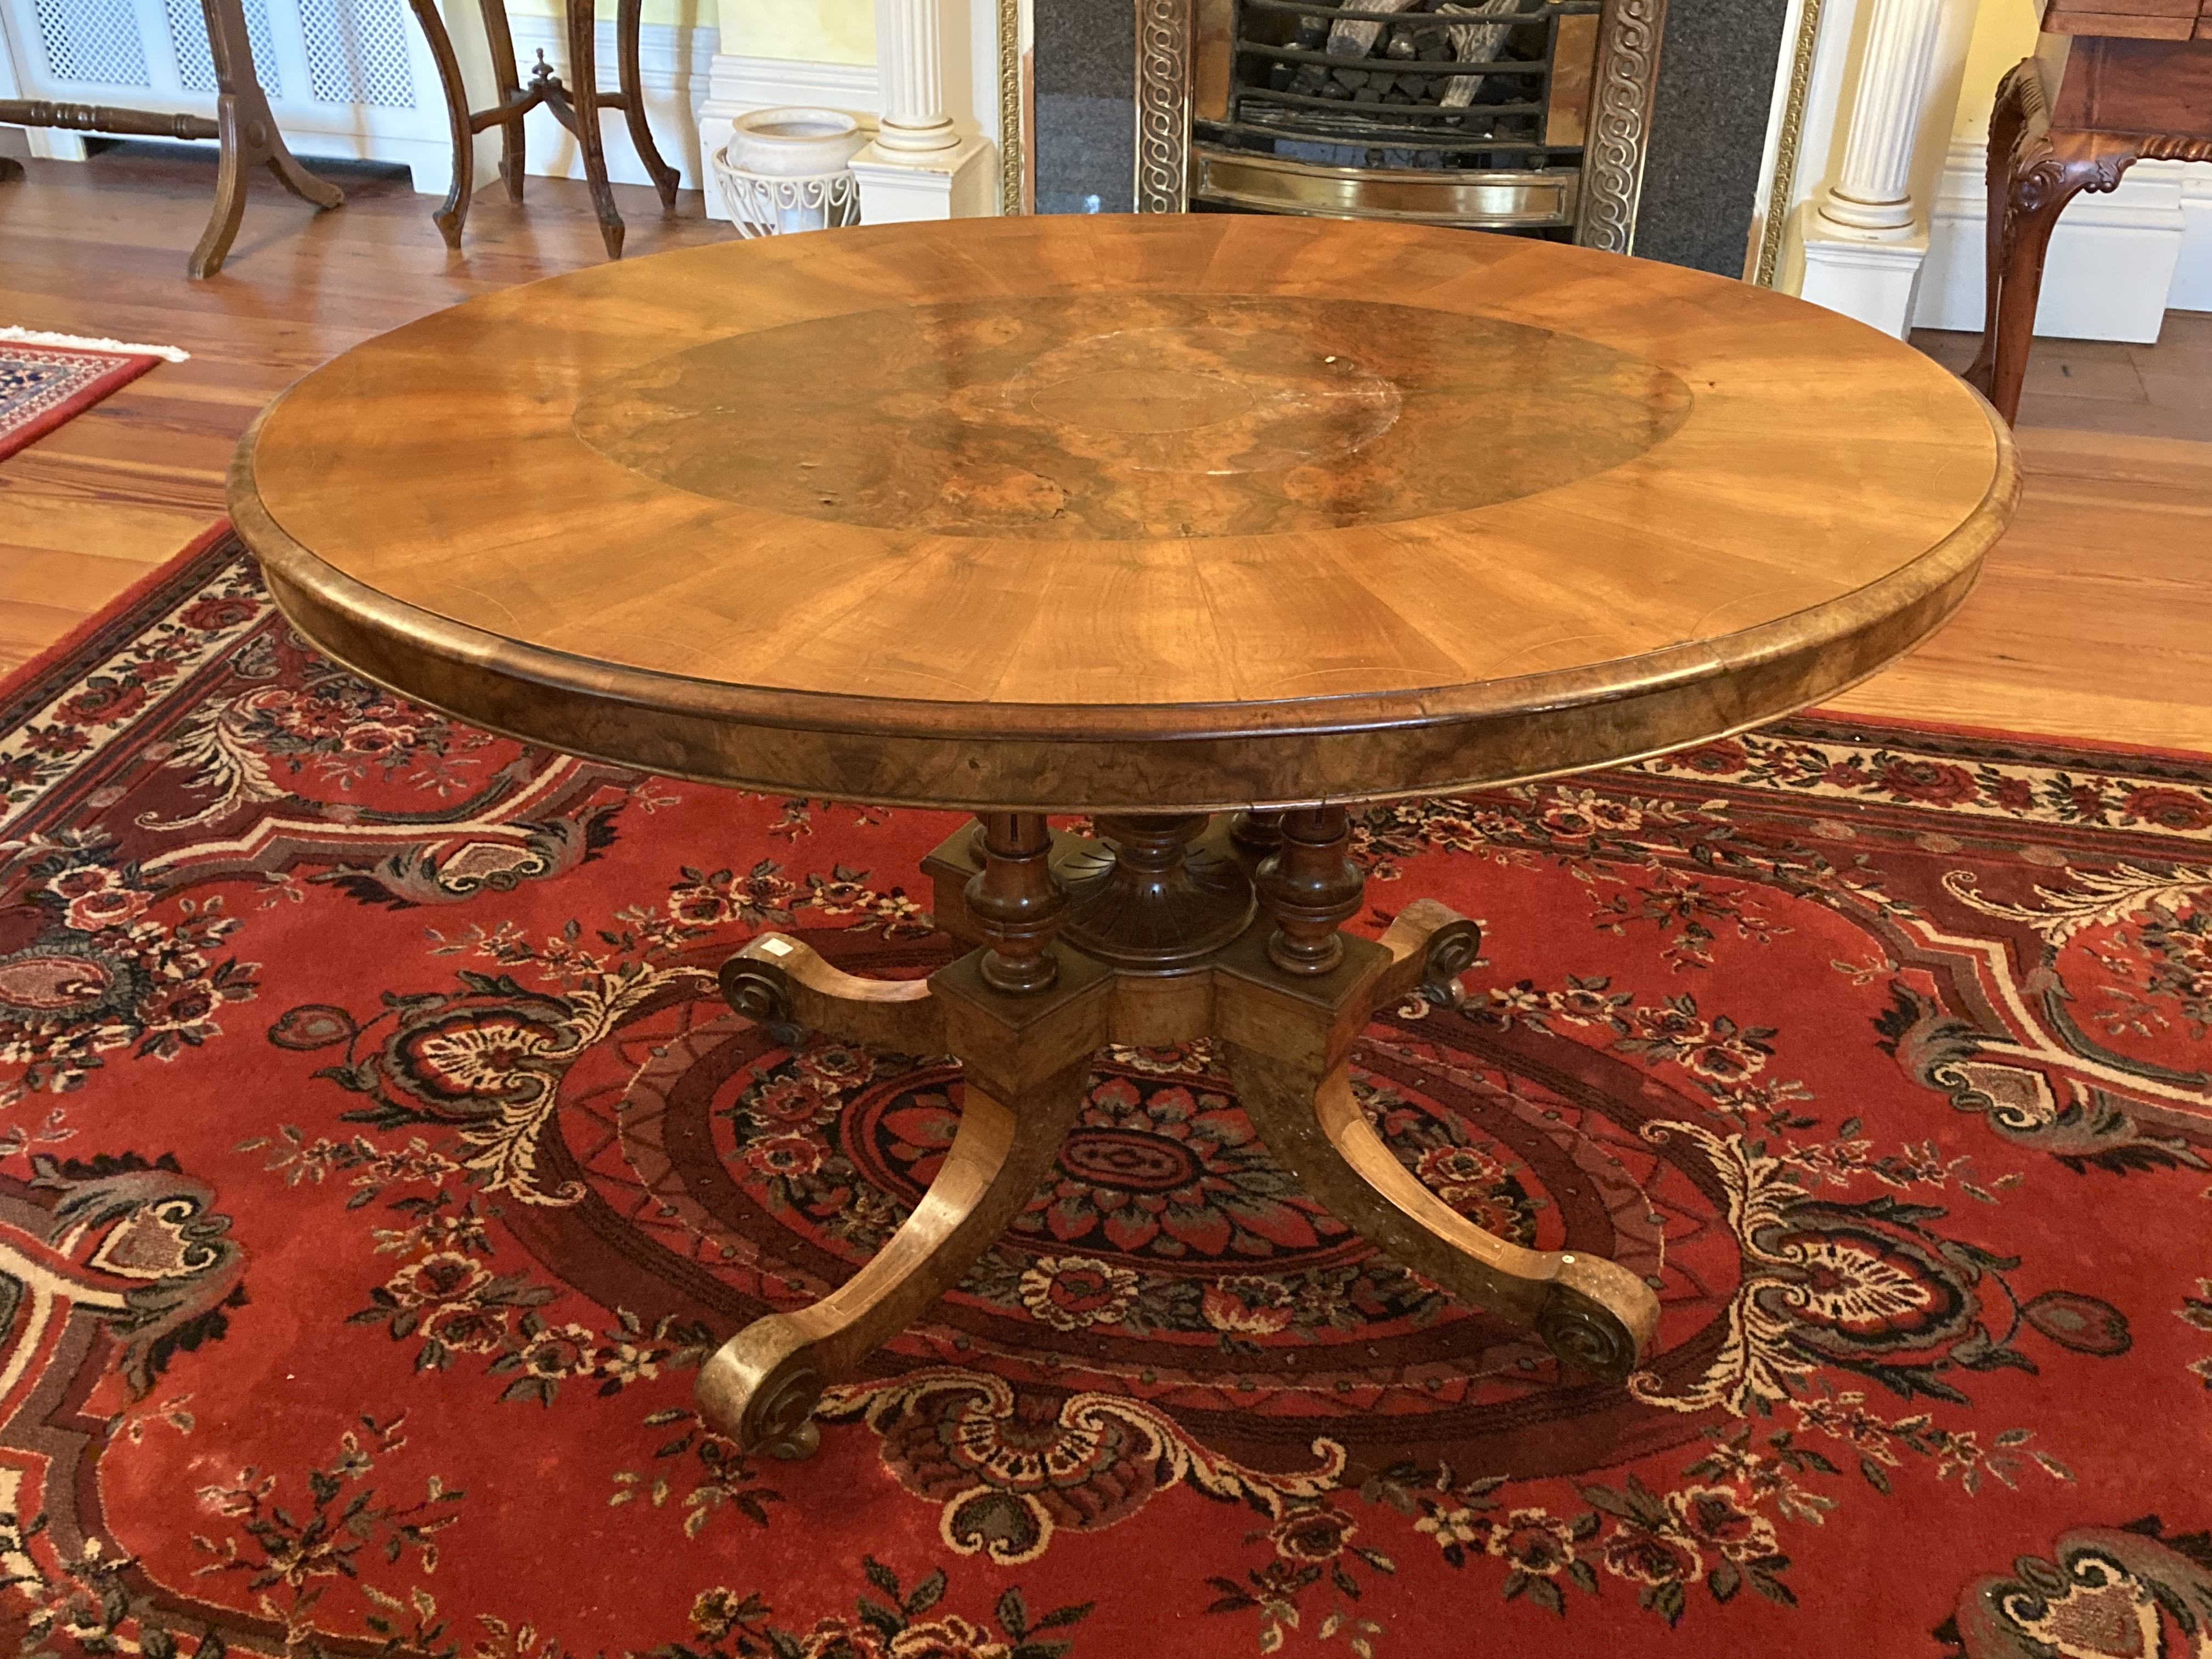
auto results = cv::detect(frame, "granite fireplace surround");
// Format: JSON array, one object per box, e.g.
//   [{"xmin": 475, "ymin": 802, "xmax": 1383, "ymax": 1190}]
[{"xmin": 1032, "ymin": 0, "xmax": 1791, "ymax": 278}]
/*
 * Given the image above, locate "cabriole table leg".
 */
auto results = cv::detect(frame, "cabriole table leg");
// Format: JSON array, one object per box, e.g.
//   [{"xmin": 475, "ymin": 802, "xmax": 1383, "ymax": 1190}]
[
  {"xmin": 1224, "ymin": 1050, "xmax": 1658, "ymax": 1380},
  {"xmin": 1227, "ymin": 823, "xmax": 1660, "ymax": 1379},
  {"xmin": 699, "ymin": 814, "xmax": 1109, "ymax": 1459}
]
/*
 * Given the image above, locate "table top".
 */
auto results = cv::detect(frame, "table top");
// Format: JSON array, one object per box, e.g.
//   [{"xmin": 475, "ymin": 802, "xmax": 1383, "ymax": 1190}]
[{"xmin": 232, "ymin": 215, "xmax": 2017, "ymax": 812}]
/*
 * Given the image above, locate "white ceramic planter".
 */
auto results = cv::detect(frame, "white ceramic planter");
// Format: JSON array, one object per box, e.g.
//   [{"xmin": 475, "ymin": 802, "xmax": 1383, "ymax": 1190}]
[
  {"xmin": 732, "ymin": 108, "xmax": 867, "ymax": 175},
  {"xmin": 714, "ymin": 107, "xmax": 867, "ymax": 236}
]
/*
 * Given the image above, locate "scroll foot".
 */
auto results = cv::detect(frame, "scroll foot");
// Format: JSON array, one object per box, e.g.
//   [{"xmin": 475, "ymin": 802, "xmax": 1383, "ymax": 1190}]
[
  {"xmin": 765, "ymin": 1419, "xmax": 821, "ymax": 1461},
  {"xmin": 1374, "ymin": 898, "xmax": 1483, "ymax": 1013},
  {"xmin": 695, "ymin": 1064, "xmax": 1093, "ymax": 1453},
  {"xmin": 1226, "ymin": 1048, "xmax": 1657, "ymax": 1381},
  {"xmin": 702, "ymin": 842, "xmax": 1106, "ymax": 1457},
  {"xmin": 719, "ymin": 932, "xmax": 944, "ymax": 1054}
]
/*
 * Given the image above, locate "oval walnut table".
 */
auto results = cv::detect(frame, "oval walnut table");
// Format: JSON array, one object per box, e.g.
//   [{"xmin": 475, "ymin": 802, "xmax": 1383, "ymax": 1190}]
[{"xmin": 228, "ymin": 214, "xmax": 2019, "ymax": 1460}]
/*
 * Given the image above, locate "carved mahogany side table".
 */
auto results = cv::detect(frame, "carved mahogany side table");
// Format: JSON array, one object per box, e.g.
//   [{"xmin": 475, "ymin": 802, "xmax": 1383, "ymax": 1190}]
[
  {"xmin": 407, "ymin": 0, "xmax": 679, "ymax": 258},
  {"xmin": 1966, "ymin": 12, "xmax": 2212, "ymax": 425},
  {"xmin": 228, "ymin": 216, "xmax": 2018, "ymax": 1459}
]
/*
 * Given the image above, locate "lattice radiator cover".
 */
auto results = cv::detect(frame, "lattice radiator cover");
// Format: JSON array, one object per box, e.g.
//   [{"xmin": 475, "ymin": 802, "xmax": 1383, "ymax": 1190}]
[{"xmin": 2, "ymin": 0, "xmax": 448, "ymax": 187}]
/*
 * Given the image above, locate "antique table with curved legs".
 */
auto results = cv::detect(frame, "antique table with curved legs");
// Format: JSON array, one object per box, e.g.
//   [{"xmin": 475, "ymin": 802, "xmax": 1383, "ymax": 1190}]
[{"xmin": 228, "ymin": 215, "xmax": 2018, "ymax": 1460}]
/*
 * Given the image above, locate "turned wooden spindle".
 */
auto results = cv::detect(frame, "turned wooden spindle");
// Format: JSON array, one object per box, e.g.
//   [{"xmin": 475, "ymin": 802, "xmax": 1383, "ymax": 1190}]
[
  {"xmin": 964, "ymin": 811, "xmax": 1066, "ymax": 993},
  {"xmin": 1256, "ymin": 805, "xmax": 1363, "ymax": 975}
]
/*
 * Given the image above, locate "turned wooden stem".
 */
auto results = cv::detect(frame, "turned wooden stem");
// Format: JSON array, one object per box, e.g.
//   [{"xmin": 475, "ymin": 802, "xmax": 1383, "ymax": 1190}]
[
  {"xmin": 1095, "ymin": 814, "xmax": 1206, "ymax": 889},
  {"xmin": 1257, "ymin": 805, "xmax": 1362, "ymax": 976},
  {"xmin": 1062, "ymin": 813, "xmax": 1254, "ymax": 969},
  {"xmin": 1230, "ymin": 809, "xmax": 1284, "ymax": 857},
  {"xmin": 965, "ymin": 811, "xmax": 1065, "ymax": 993}
]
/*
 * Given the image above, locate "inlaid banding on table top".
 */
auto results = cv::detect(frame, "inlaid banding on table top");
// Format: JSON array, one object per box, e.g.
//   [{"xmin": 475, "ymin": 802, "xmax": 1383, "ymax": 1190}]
[
  {"xmin": 235, "ymin": 217, "xmax": 2016, "ymax": 802},
  {"xmin": 569, "ymin": 294, "xmax": 1694, "ymax": 540}
]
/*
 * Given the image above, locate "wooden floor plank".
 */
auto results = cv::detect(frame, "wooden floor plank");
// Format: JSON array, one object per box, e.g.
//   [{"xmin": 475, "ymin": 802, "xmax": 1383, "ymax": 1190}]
[
  {"xmin": 0, "ymin": 495, "xmax": 210, "ymax": 563},
  {"xmin": 0, "ymin": 598, "xmax": 93, "ymax": 675},
  {"xmin": 0, "ymin": 144, "xmax": 728, "ymax": 664},
  {"xmin": 0, "ymin": 543, "xmax": 173, "ymax": 610}
]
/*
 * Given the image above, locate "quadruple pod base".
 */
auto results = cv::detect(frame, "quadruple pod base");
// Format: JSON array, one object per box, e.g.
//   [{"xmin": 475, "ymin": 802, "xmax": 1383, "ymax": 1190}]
[{"xmin": 696, "ymin": 811, "xmax": 1660, "ymax": 1460}]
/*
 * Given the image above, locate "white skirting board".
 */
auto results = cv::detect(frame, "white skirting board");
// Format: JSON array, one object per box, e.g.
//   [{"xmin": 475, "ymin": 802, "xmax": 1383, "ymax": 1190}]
[
  {"xmin": 2171, "ymin": 170, "xmax": 2212, "ymax": 314},
  {"xmin": 1914, "ymin": 139, "xmax": 2212, "ymax": 341}
]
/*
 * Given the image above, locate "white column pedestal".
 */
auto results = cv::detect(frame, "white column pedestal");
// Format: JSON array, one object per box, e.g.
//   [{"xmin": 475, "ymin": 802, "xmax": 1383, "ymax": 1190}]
[
  {"xmin": 849, "ymin": 0, "xmax": 994, "ymax": 223},
  {"xmin": 851, "ymin": 134, "xmax": 994, "ymax": 223},
  {"xmin": 1786, "ymin": 0, "xmax": 1976, "ymax": 336},
  {"xmin": 1797, "ymin": 206, "xmax": 1930, "ymax": 337},
  {"xmin": 2165, "ymin": 167, "xmax": 2212, "ymax": 314}
]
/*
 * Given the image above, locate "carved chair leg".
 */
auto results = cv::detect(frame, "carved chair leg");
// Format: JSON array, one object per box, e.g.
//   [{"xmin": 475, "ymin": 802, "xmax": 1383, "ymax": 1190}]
[
  {"xmin": 260, "ymin": 130, "xmax": 344, "ymax": 209},
  {"xmin": 191, "ymin": 0, "xmax": 342, "ymax": 277},
  {"xmin": 616, "ymin": 0, "xmax": 680, "ymax": 211},
  {"xmin": 189, "ymin": 97, "xmax": 252, "ymax": 280},
  {"xmin": 1963, "ymin": 58, "xmax": 2033, "ymax": 407},
  {"xmin": 565, "ymin": 0, "xmax": 625, "ymax": 258},
  {"xmin": 480, "ymin": 0, "xmax": 528, "ymax": 202},
  {"xmin": 409, "ymin": 0, "xmax": 472, "ymax": 248},
  {"xmin": 1987, "ymin": 142, "xmax": 2140, "ymax": 427},
  {"xmin": 1224, "ymin": 1047, "xmax": 1658, "ymax": 1381},
  {"xmin": 1962, "ymin": 59, "xmax": 2143, "ymax": 427}
]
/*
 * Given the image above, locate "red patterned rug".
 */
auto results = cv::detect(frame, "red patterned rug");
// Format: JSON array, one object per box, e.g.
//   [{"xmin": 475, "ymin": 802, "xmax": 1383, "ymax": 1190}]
[
  {"xmin": 3, "ymin": 526, "xmax": 2210, "ymax": 1659},
  {"xmin": 0, "ymin": 334, "xmax": 171, "ymax": 460}
]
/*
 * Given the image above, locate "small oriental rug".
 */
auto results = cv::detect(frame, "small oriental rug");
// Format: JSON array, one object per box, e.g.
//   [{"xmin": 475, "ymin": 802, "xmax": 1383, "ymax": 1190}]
[
  {"xmin": 3, "ymin": 527, "xmax": 2211, "ymax": 1659},
  {"xmin": 0, "ymin": 330, "xmax": 184, "ymax": 461}
]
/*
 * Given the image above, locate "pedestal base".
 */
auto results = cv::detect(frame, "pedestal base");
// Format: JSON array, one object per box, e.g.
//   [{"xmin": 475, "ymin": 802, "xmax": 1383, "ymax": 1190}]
[
  {"xmin": 698, "ymin": 811, "xmax": 1660, "ymax": 1459},
  {"xmin": 850, "ymin": 133, "xmax": 995, "ymax": 223}
]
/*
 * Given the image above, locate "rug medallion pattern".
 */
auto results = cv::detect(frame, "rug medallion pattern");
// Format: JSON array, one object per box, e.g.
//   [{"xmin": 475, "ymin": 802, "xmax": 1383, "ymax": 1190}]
[{"xmin": 0, "ymin": 532, "xmax": 2207, "ymax": 1657}]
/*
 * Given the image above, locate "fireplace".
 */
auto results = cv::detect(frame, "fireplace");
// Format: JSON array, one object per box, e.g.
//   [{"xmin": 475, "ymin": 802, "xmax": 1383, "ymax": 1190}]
[
  {"xmin": 1033, "ymin": 0, "xmax": 1795, "ymax": 275},
  {"xmin": 1137, "ymin": 0, "xmax": 1661, "ymax": 250}
]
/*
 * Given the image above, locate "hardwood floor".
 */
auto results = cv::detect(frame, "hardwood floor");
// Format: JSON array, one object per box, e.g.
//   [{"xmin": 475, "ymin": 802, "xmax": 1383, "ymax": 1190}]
[
  {"xmin": 3, "ymin": 141, "xmax": 2209, "ymax": 752},
  {"xmin": 0, "ymin": 143, "xmax": 727, "ymax": 673},
  {"xmin": 1916, "ymin": 312, "xmax": 2212, "ymax": 441},
  {"xmin": 1836, "ymin": 324, "xmax": 2212, "ymax": 748}
]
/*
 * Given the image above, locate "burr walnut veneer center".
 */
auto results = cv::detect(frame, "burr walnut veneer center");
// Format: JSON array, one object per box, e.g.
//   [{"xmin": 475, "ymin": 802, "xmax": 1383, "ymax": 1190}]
[
  {"xmin": 228, "ymin": 216, "xmax": 2018, "ymax": 1463},
  {"xmin": 571, "ymin": 294, "xmax": 1691, "ymax": 539}
]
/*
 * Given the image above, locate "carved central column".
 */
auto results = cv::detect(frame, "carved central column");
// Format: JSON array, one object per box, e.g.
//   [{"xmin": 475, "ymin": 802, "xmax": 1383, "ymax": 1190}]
[{"xmin": 1062, "ymin": 814, "xmax": 1255, "ymax": 969}]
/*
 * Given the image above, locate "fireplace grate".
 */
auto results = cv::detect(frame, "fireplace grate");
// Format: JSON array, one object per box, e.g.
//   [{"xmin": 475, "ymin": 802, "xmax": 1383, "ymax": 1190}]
[{"xmin": 1188, "ymin": 0, "xmax": 1608, "ymax": 230}]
